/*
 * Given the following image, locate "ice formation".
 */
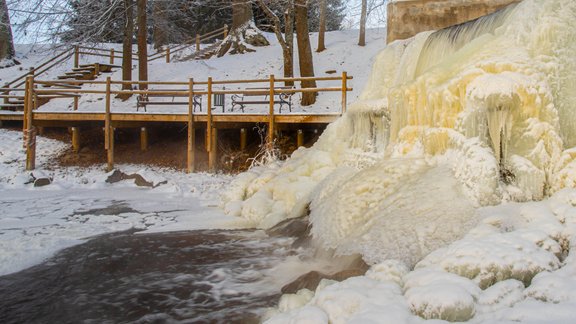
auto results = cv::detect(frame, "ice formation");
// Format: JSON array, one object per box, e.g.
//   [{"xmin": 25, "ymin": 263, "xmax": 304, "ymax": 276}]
[{"xmin": 224, "ymin": 0, "xmax": 576, "ymax": 267}]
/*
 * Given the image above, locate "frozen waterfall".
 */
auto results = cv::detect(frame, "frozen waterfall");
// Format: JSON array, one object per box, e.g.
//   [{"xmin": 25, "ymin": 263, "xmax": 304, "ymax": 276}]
[{"xmin": 222, "ymin": 0, "xmax": 576, "ymax": 267}]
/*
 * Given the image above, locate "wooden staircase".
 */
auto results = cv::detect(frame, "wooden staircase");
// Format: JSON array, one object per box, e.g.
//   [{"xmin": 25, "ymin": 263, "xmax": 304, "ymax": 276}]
[
  {"xmin": 0, "ymin": 63, "xmax": 120, "ymax": 112},
  {"xmin": 176, "ymin": 41, "xmax": 223, "ymax": 61},
  {"xmin": 57, "ymin": 63, "xmax": 120, "ymax": 81}
]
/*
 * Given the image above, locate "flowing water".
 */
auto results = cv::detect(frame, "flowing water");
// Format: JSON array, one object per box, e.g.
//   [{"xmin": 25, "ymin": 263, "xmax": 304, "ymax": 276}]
[{"xmin": 0, "ymin": 229, "xmax": 302, "ymax": 324}]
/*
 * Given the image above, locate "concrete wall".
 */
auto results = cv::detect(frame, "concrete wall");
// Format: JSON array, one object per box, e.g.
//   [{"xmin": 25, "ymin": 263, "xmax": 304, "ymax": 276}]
[{"xmin": 387, "ymin": 0, "xmax": 521, "ymax": 43}]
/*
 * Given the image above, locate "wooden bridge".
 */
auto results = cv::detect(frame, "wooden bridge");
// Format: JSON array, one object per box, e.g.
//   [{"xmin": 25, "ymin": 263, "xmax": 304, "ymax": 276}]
[
  {"xmin": 1, "ymin": 25, "xmax": 351, "ymax": 173},
  {"xmin": 16, "ymin": 73, "xmax": 351, "ymax": 173}
]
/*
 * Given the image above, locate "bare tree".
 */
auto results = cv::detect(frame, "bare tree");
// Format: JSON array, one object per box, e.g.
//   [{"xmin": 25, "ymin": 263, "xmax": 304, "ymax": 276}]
[
  {"xmin": 0, "ymin": 0, "xmax": 17, "ymax": 66},
  {"xmin": 152, "ymin": 0, "xmax": 167, "ymax": 49},
  {"xmin": 316, "ymin": 0, "xmax": 327, "ymax": 52},
  {"xmin": 295, "ymin": 0, "xmax": 317, "ymax": 105},
  {"xmin": 358, "ymin": 0, "xmax": 367, "ymax": 46},
  {"xmin": 137, "ymin": 0, "xmax": 147, "ymax": 90},
  {"xmin": 256, "ymin": 0, "xmax": 294, "ymax": 85}
]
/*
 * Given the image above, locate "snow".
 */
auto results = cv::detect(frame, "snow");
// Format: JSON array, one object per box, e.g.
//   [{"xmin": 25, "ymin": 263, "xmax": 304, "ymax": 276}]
[
  {"xmin": 226, "ymin": 0, "xmax": 576, "ymax": 323},
  {"xmin": 0, "ymin": 127, "xmax": 249, "ymax": 276},
  {"xmin": 2, "ymin": 1, "xmax": 576, "ymax": 322}
]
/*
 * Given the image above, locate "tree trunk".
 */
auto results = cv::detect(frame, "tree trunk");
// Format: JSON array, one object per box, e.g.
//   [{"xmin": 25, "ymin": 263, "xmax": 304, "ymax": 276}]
[
  {"xmin": 284, "ymin": 2, "xmax": 294, "ymax": 86},
  {"xmin": 316, "ymin": 0, "xmax": 327, "ymax": 52},
  {"xmin": 232, "ymin": 0, "xmax": 253, "ymax": 29},
  {"xmin": 0, "ymin": 0, "xmax": 17, "ymax": 65},
  {"xmin": 137, "ymin": 0, "xmax": 148, "ymax": 90},
  {"xmin": 218, "ymin": 0, "xmax": 269, "ymax": 57},
  {"xmin": 295, "ymin": 0, "xmax": 316, "ymax": 106},
  {"xmin": 122, "ymin": 0, "xmax": 134, "ymax": 92},
  {"xmin": 358, "ymin": 0, "xmax": 367, "ymax": 46},
  {"xmin": 152, "ymin": 0, "xmax": 167, "ymax": 49}
]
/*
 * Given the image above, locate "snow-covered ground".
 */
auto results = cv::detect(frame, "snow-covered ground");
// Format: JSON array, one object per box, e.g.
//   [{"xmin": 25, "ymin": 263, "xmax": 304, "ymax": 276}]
[
  {"xmin": 1, "ymin": 29, "xmax": 387, "ymax": 116},
  {"xmin": 0, "ymin": 128, "xmax": 251, "ymax": 276},
  {"xmin": 3, "ymin": 10, "xmax": 576, "ymax": 323}
]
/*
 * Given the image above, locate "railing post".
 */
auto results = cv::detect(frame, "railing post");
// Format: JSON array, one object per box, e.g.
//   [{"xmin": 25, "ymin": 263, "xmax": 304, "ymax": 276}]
[
  {"xmin": 187, "ymin": 78, "xmax": 196, "ymax": 173},
  {"xmin": 24, "ymin": 76, "xmax": 36, "ymax": 170},
  {"xmin": 110, "ymin": 48, "xmax": 115, "ymax": 65},
  {"xmin": 74, "ymin": 45, "xmax": 80, "ymax": 68},
  {"xmin": 223, "ymin": 24, "xmax": 229, "ymax": 38},
  {"xmin": 105, "ymin": 77, "xmax": 113, "ymax": 171},
  {"xmin": 207, "ymin": 77, "xmax": 215, "ymax": 171},
  {"xmin": 268, "ymin": 74, "xmax": 275, "ymax": 148},
  {"xmin": 342, "ymin": 71, "xmax": 348, "ymax": 114},
  {"xmin": 166, "ymin": 47, "xmax": 171, "ymax": 64},
  {"xmin": 196, "ymin": 34, "xmax": 201, "ymax": 52}
]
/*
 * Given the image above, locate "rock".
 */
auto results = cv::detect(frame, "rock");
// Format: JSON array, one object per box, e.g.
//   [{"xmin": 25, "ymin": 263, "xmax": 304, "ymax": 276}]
[
  {"xmin": 282, "ymin": 271, "xmax": 323, "ymax": 294},
  {"xmin": 105, "ymin": 170, "xmax": 125, "ymax": 184},
  {"xmin": 29, "ymin": 171, "xmax": 53, "ymax": 187},
  {"xmin": 34, "ymin": 177, "xmax": 52, "ymax": 187},
  {"xmin": 105, "ymin": 170, "xmax": 165, "ymax": 188},
  {"xmin": 266, "ymin": 215, "xmax": 310, "ymax": 238},
  {"xmin": 281, "ymin": 264, "xmax": 369, "ymax": 294},
  {"xmin": 132, "ymin": 174, "xmax": 154, "ymax": 187}
]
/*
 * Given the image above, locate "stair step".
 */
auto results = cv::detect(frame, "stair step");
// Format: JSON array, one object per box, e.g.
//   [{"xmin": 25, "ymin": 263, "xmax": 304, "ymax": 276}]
[
  {"xmin": 79, "ymin": 63, "xmax": 120, "ymax": 69},
  {"xmin": 72, "ymin": 67, "xmax": 96, "ymax": 72},
  {"xmin": 42, "ymin": 83, "xmax": 82, "ymax": 89},
  {"xmin": 65, "ymin": 71, "xmax": 91, "ymax": 76},
  {"xmin": 58, "ymin": 75, "xmax": 82, "ymax": 80}
]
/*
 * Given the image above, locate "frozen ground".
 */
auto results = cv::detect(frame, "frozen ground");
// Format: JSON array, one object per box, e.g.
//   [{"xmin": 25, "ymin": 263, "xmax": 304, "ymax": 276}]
[{"xmin": 0, "ymin": 128, "xmax": 248, "ymax": 276}]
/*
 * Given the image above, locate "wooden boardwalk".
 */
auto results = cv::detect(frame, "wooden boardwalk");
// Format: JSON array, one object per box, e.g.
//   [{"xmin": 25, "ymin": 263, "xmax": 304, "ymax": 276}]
[{"xmin": 13, "ymin": 74, "xmax": 351, "ymax": 172}]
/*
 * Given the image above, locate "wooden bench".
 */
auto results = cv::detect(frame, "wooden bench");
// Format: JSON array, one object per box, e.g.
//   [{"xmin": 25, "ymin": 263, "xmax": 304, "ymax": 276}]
[
  {"xmin": 136, "ymin": 89, "xmax": 202, "ymax": 112},
  {"xmin": 231, "ymin": 87, "xmax": 294, "ymax": 113}
]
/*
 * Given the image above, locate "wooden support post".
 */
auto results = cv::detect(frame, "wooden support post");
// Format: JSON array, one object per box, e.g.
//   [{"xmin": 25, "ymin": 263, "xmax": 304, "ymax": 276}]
[
  {"xmin": 207, "ymin": 77, "xmax": 213, "ymax": 152},
  {"xmin": 107, "ymin": 127, "xmax": 115, "ymax": 172},
  {"xmin": 110, "ymin": 48, "xmax": 115, "ymax": 64},
  {"xmin": 342, "ymin": 71, "xmax": 348, "ymax": 114},
  {"xmin": 240, "ymin": 128, "xmax": 247, "ymax": 151},
  {"xmin": 268, "ymin": 74, "xmax": 275, "ymax": 148},
  {"xmin": 74, "ymin": 45, "xmax": 80, "ymax": 68},
  {"xmin": 72, "ymin": 127, "xmax": 81, "ymax": 153},
  {"xmin": 223, "ymin": 25, "xmax": 228, "ymax": 38},
  {"xmin": 209, "ymin": 128, "xmax": 218, "ymax": 171},
  {"xmin": 196, "ymin": 34, "xmax": 201, "ymax": 52},
  {"xmin": 297, "ymin": 129, "xmax": 304, "ymax": 147},
  {"xmin": 140, "ymin": 127, "xmax": 148, "ymax": 152},
  {"xmin": 25, "ymin": 76, "xmax": 36, "ymax": 170},
  {"xmin": 104, "ymin": 77, "xmax": 113, "ymax": 171},
  {"xmin": 94, "ymin": 63, "xmax": 101, "ymax": 76},
  {"xmin": 166, "ymin": 47, "xmax": 171, "ymax": 64},
  {"xmin": 187, "ymin": 78, "xmax": 196, "ymax": 173},
  {"xmin": 73, "ymin": 96, "xmax": 79, "ymax": 111}
]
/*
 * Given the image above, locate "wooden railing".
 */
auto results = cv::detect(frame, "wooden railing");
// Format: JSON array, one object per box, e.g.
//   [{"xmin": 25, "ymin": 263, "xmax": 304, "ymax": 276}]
[
  {"xmin": 2, "ymin": 24, "xmax": 230, "ymax": 98},
  {"xmin": 22, "ymin": 73, "xmax": 352, "ymax": 172}
]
